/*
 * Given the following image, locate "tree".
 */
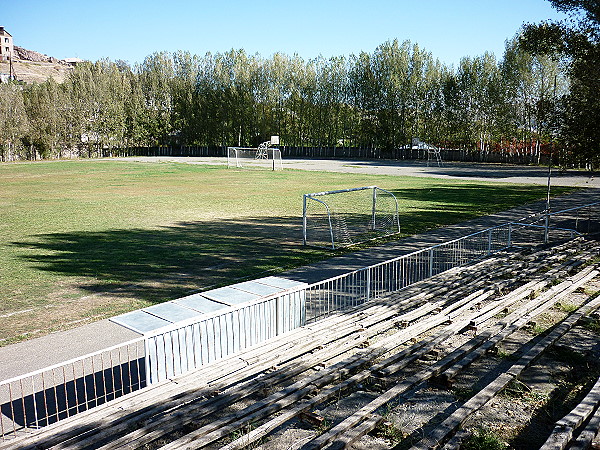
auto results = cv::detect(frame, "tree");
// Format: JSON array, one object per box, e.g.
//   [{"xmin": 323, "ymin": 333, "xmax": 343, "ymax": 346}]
[
  {"xmin": 0, "ymin": 83, "xmax": 28, "ymax": 161},
  {"xmin": 502, "ymin": 37, "xmax": 569, "ymax": 162},
  {"xmin": 136, "ymin": 52, "xmax": 175, "ymax": 147},
  {"xmin": 171, "ymin": 51, "xmax": 200, "ymax": 144},
  {"xmin": 520, "ymin": 0, "xmax": 600, "ymax": 167},
  {"xmin": 364, "ymin": 39, "xmax": 412, "ymax": 151},
  {"xmin": 22, "ymin": 78, "xmax": 65, "ymax": 158}
]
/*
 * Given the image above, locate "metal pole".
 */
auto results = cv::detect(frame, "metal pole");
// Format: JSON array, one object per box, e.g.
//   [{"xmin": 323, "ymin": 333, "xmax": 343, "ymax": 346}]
[
  {"xmin": 428, "ymin": 249, "xmax": 434, "ymax": 277},
  {"xmin": 545, "ymin": 153, "xmax": 552, "ymax": 244},
  {"xmin": 302, "ymin": 195, "xmax": 308, "ymax": 246},
  {"xmin": 372, "ymin": 188, "xmax": 377, "ymax": 230},
  {"xmin": 328, "ymin": 211, "xmax": 335, "ymax": 250}
]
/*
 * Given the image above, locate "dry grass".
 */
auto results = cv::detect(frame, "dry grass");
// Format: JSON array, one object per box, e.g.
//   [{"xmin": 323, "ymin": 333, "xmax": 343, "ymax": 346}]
[
  {"xmin": 0, "ymin": 159, "xmax": 570, "ymax": 345},
  {"xmin": 0, "ymin": 59, "xmax": 72, "ymax": 84}
]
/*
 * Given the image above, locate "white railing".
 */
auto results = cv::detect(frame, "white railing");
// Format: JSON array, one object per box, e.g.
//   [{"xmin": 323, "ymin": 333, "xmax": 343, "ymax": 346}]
[
  {"xmin": 145, "ymin": 288, "xmax": 305, "ymax": 384},
  {"xmin": 545, "ymin": 201, "xmax": 600, "ymax": 240},
  {"xmin": 1, "ymin": 201, "xmax": 597, "ymax": 440},
  {"xmin": 301, "ymin": 201, "xmax": 600, "ymax": 323},
  {"xmin": 304, "ymin": 222, "xmax": 503, "ymax": 322},
  {"xmin": 0, "ymin": 339, "xmax": 145, "ymax": 438}
]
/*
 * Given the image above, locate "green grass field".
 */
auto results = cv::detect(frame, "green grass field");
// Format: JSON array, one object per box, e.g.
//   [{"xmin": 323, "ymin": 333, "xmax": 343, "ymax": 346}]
[{"xmin": 0, "ymin": 160, "xmax": 572, "ymax": 345}]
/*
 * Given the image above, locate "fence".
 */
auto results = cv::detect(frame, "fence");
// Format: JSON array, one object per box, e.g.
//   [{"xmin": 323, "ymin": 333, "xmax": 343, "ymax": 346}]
[
  {"xmin": 106, "ymin": 145, "xmax": 558, "ymax": 166},
  {"xmin": 0, "ymin": 339, "xmax": 145, "ymax": 438},
  {"xmin": 283, "ymin": 146, "xmax": 556, "ymax": 165},
  {"xmin": 1, "ymin": 202, "xmax": 598, "ymax": 440},
  {"xmin": 302, "ymin": 218, "xmax": 583, "ymax": 323},
  {"xmin": 145, "ymin": 288, "xmax": 305, "ymax": 384},
  {"xmin": 546, "ymin": 202, "xmax": 600, "ymax": 237}
]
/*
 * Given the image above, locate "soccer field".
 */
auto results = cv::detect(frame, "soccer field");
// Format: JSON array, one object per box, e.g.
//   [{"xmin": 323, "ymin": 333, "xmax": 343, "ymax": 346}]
[{"xmin": 0, "ymin": 160, "xmax": 571, "ymax": 345}]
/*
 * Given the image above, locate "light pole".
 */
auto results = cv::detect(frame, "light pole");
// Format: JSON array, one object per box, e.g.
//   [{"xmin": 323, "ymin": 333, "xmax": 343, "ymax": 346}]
[{"xmin": 544, "ymin": 151, "xmax": 551, "ymax": 244}]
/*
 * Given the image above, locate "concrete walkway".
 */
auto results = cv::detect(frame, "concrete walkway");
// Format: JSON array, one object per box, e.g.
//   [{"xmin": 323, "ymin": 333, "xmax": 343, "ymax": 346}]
[{"xmin": 0, "ymin": 158, "xmax": 598, "ymax": 382}]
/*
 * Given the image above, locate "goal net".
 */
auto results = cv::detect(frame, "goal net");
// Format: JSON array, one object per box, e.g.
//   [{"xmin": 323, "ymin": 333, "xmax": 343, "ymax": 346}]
[
  {"xmin": 303, "ymin": 186, "xmax": 401, "ymax": 249},
  {"xmin": 227, "ymin": 147, "xmax": 283, "ymax": 170}
]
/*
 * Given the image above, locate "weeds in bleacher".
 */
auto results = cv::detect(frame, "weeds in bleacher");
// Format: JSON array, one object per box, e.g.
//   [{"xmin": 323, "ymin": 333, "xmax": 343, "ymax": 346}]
[{"xmin": 462, "ymin": 427, "xmax": 507, "ymax": 450}]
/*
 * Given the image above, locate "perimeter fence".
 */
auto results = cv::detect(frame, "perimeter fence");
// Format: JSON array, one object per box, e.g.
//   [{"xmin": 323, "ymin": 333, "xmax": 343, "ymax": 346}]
[
  {"xmin": 112, "ymin": 145, "xmax": 555, "ymax": 165},
  {"xmin": 1, "ymin": 201, "xmax": 598, "ymax": 440}
]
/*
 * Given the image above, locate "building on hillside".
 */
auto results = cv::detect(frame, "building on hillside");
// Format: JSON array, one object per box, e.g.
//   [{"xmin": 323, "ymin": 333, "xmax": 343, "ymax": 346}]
[
  {"xmin": 62, "ymin": 57, "xmax": 85, "ymax": 66},
  {"xmin": 0, "ymin": 27, "xmax": 14, "ymax": 61}
]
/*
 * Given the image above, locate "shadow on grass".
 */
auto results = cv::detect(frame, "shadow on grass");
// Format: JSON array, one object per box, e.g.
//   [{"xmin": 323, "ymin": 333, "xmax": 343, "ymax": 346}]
[
  {"xmin": 11, "ymin": 184, "xmax": 557, "ymax": 304},
  {"xmin": 13, "ymin": 216, "xmax": 324, "ymax": 304},
  {"xmin": 346, "ymin": 159, "xmax": 596, "ymax": 182},
  {"xmin": 391, "ymin": 184, "xmax": 557, "ymax": 212}
]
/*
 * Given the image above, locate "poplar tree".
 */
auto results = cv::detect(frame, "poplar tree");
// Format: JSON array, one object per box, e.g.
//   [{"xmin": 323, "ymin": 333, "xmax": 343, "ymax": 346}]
[
  {"xmin": 0, "ymin": 83, "xmax": 28, "ymax": 161},
  {"xmin": 136, "ymin": 52, "xmax": 175, "ymax": 147},
  {"xmin": 22, "ymin": 78, "xmax": 63, "ymax": 158}
]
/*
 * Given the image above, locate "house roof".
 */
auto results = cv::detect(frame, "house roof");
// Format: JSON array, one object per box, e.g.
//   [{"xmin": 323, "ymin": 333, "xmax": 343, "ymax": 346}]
[{"xmin": 0, "ymin": 27, "xmax": 12, "ymax": 37}]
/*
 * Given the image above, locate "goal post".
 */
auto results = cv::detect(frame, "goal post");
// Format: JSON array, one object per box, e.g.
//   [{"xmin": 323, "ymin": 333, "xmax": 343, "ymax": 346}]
[
  {"xmin": 227, "ymin": 147, "xmax": 283, "ymax": 170},
  {"xmin": 303, "ymin": 186, "xmax": 401, "ymax": 249}
]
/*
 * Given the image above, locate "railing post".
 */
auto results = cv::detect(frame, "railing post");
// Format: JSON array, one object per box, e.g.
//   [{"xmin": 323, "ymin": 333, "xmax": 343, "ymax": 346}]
[
  {"xmin": 508, "ymin": 223, "xmax": 512, "ymax": 248},
  {"xmin": 487, "ymin": 229, "xmax": 492, "ymax": 255},
  {"xmin": 428, "ymin": 249, "xmax": 434, "ymax": 277},
  {"xmin": 544, "ymin": 213, "xmax": 549, "ymax": 244},
  {"xmin": 366, "ymin": 268, "xmax": 371, "ymax": 302},
  {"xmin": 300, "ymin": 287, "xmax": 307, "ymax": 326},
  {"xmin": 144, "ymin": 338, "xmax": 152, "ymax": 386},
  {"xmin": 275, "ymin": 295, "xmax": 282, "ymax": 336}
]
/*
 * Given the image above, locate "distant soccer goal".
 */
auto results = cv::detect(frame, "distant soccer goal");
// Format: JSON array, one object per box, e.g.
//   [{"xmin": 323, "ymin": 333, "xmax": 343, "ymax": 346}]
[
  {"xmin": 303, "ymin": 186, "xmax": 401, "ymax": 249},
  {"xmin": 227, "ymin": 146, "xmax": 283, "ymax": 170},
  {"xmin": 412, "ymin": 137, "xmax": 442, "ymax": 167}
]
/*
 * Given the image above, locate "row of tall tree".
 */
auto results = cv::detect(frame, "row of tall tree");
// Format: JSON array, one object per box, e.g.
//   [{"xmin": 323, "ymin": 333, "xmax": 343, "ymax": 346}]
[{"xmin": 0, "ymin": 35, "xmax": 574, "ymax": 163}]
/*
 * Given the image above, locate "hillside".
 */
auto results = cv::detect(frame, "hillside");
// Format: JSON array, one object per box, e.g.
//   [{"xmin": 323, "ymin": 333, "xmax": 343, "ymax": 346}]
[{"xmin": 0, "ymin": 46, "xmax": 75, "ymax": 83}]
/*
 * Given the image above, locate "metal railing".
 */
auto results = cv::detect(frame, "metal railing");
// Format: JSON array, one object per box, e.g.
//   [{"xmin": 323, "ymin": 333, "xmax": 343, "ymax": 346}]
[
  {"xmin": 545, "ymin": 201, "xmax": 600, "ymax": 239},
  {"xmin": 301, "ymin": 202, "xmax": 599, "ymax": 323},
  {"xmin": 0, "ymin": 339, "xmax": 145, "ymax": 439},
  {"xmin": 0, "ymin": 288, "xmax": 307, "ymax": 440},
  {"xmin": 1, "ymin": 201, "xmax": 597, "ymax": 440},
  {"xmin": 145, "ymin": 288, "xmax": 305, "ymax": 384},
  {"xmin": 304, "ymin": 221, "xmax": 517, "ymax": 323}
]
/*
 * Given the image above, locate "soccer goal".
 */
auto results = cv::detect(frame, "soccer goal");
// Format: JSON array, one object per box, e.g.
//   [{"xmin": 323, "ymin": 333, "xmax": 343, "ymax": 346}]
[
  {"xmin": 227, "ymin": 146, "xmax": 283, "ymax": 170},
  {"xmin": 303, "ymin": 186, "xmax": 401, "ymax": 249},
  {"xmin": 412, "ymin": 137, "xmax": 442, "ymax": 167}
]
